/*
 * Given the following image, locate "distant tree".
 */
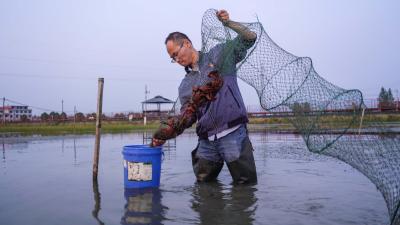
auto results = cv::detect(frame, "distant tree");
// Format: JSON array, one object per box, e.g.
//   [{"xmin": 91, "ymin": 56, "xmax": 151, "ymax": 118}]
[
  {"xmin": 378, "ymin": 87, "xmax": 395, "ymax": 110},
  {"xmin": 378, "ymin": 87, "xmax": 387, "ymax": 103},
  {"xmin": 114, "ymin": 113, "xmax": 126, "ymax": 120},
  {"xmin": 387, "ymin": 88, "xmax": 394, "ymax": 102},
  {"xmin": 40, "ymin": 112, "xmax": 49, "ymax": 121},
  {"xmin": 87, "ymin": 113, "xmax": 96, "ymax": 120},
  {"xmin": 292, "ymin": 102, "xmax": 311, "ymax": 113},
  {"xmin": 49, "ymin": 111, "xmax": 60, "ymax": 121},
  {"xmin": 20, "ymin": 115, "xmax": 29, "ymax": 122},
  {"xmin": 84, "ymin": 112, "xmax": 107, "ymax": 120},
  {"xmin": 60, "ymin": 112, "xmax": 67, "ymax": 121},
  {"xmin": 75, "ymin": 112, "xmax": 85, "ymax": 122}
]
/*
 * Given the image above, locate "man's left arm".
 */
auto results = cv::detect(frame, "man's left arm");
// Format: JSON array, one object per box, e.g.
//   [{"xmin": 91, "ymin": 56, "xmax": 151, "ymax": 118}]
[
  {"xmin": 217, "ymin": 10, "xmax": 256, "ymax": 41},
  {"xmin": 217, "ymin": 10, "xmax": 256, "ymax": 64}
]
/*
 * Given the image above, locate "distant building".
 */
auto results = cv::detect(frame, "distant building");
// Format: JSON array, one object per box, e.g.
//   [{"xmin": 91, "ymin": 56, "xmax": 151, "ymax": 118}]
[{"xmin": 0, "ymin": 105, "xmax": 32, "ymax": 121}]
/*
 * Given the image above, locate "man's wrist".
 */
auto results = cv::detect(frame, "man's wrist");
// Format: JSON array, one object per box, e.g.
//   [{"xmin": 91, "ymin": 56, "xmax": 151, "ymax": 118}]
[{"xmin": 222, "ymin": 19, "xmax": 232, "ymax": 27}]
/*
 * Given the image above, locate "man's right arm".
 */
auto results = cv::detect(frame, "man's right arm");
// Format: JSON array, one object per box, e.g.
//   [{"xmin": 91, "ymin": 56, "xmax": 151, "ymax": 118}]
[
  {"xmin": 180, "ymin": 103, "xmax": 197, "ymax": 127},
  {"xmin": 151, "ymin": 86, "xmax": 197, "ymax": 147}
]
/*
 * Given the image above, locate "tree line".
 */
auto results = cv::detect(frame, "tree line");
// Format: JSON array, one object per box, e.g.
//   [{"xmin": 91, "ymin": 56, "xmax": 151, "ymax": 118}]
[
  {"xmin": 38, "ymin": 112, "xmax": 142, "ymax": 122},
  {"xmin": 378, "ymin": 87, "xmax": 398, "ymax": 110}
]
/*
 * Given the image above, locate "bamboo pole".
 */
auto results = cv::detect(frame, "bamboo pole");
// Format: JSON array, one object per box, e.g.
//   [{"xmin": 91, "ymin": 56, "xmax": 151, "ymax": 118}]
[{"xmin": 93, "ymin": 78, "xmax": 104, "ymax": 181}]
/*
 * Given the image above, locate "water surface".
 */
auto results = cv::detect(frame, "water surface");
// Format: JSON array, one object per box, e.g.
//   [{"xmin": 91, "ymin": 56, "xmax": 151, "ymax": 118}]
[{"xmin": 0, "ymin": 132, "xmax": 388, "ymax": 225}]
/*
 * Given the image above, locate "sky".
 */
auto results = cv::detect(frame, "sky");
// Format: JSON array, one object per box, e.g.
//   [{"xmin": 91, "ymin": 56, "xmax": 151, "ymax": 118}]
[{"xmin": 0, "ymin": 0, "xmax": 399, "ymax": 115}]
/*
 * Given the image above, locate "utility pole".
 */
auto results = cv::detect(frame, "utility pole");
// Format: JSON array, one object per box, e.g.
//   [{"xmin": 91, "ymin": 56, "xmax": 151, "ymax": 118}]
[
  {"xmin": 2, "ymin": 97, "xmax": 5, "ymax": 125},
  {"xmin": 395, "ymin": 89, "xmax": 399, "ymax": 112},
  {"xmin": 61, "ymin": 99, "xmax": 64, "ymax": 114},
  {"xmin": 144, "ymin": 85, "xmax": 150, "ymax": 126}
]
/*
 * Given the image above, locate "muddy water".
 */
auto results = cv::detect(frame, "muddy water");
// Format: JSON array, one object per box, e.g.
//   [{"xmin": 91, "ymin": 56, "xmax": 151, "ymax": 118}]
[{"xmin": 0, "ymin": 132, "xmax": 388, "ymax": 225}]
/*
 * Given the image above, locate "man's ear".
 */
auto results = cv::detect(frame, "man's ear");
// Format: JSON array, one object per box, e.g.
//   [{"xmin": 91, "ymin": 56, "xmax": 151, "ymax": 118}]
[{"xmin": 183, "ymin": 39, "xmax": 192, "ymax": 48}]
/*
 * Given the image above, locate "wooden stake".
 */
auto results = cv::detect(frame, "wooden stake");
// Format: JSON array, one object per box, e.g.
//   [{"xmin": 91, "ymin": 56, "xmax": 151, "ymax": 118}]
[
  {"xmin": 93, "ymin": 78, "xmax": 104, "ymax": 181},
  {"xmin": 92, "ymin": 179, "xmax": 105, "ymax": 225}
]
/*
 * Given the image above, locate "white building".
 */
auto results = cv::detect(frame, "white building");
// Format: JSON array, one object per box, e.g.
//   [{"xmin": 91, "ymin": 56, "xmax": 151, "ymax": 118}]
[{"xmin": 0, "ymin": 105, "xmax": 32, "ymax": 122}]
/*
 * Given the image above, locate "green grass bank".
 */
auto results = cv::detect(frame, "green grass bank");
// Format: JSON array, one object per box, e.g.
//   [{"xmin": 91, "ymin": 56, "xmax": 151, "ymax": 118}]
[{"xmin": 0, "ymin": 113, "xmax": 399, "ymax": 136}]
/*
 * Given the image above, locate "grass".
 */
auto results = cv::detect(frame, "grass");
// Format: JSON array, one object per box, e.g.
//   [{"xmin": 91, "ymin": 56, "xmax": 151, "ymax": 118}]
[
  {"xmin": 0, "ymin": 121, "xmax": 159, "ymax": 136},
  {"xmin": 1, "ymin": 113, "xmax": 399, "ymax": 136}
]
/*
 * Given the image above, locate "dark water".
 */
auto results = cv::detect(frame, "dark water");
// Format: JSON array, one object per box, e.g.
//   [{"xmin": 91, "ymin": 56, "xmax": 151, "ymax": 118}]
[{"xmin": 0, "ymin": 132, "xmax": 388, "ymax": 225}]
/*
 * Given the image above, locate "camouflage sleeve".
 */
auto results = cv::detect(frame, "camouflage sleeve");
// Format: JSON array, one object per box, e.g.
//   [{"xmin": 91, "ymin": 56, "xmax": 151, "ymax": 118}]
[{"xmin": 232, "ymin": 36, "xmax": 256, "ymax": 64}]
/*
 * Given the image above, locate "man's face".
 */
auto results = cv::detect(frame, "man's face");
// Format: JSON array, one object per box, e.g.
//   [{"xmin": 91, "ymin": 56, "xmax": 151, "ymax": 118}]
[{"xmin": 166, "ymin": 39, "xmax": 192, "ymax": 67}]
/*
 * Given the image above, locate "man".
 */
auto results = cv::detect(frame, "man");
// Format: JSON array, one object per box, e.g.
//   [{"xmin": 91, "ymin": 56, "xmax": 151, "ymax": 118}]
[{"xmin": 153, "ymin": 10, "xmax": 257, "ymax": 184}]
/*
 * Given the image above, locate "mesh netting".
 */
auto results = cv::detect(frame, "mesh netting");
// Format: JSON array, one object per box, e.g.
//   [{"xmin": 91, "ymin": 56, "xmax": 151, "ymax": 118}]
[
  {"xmin": 155, "ymin": 9, "xmax": 400, "ymax": 224},
  {"xmin": 202, "ymin": 9, "xmax": 400, "ymax": 224}
]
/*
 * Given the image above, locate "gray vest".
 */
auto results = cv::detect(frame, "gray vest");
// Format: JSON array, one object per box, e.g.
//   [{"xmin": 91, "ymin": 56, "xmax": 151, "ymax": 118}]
[{"xmin": 178, "ymin": 37, "xmax": 255, "ymax": 139}]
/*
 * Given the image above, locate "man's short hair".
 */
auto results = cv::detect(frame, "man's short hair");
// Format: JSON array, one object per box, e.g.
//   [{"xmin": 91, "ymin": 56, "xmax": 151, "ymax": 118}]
[{"xmin": 165, "ymin": 32, "xmax": 192, "ymax": 45}]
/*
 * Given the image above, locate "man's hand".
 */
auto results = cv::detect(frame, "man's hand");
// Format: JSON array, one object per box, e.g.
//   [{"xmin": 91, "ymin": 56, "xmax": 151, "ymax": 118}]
[
  {"xmin": 151, "ymin": 138, "xmax": 166, "ymax": 147},
  {"xmin": 216, "ymin": 9, "xmax": 230, "ymax": 25}
]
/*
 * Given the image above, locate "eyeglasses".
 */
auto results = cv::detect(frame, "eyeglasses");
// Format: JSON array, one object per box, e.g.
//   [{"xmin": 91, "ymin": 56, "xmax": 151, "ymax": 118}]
[{"xmin": 170, "ymin": 43, "xmax": 184, "ymax": 63}]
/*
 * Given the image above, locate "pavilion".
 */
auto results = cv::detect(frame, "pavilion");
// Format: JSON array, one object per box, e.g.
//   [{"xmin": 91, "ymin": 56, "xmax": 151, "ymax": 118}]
[{"xmin": 141, "ymin": 95, "xmax": 175, "ymax": 118}]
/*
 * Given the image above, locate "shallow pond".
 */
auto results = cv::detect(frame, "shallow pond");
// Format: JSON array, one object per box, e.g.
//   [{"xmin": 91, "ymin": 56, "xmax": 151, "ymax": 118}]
[{"xmin": 0, "ymin": 132, "xmax": 388, "ymax": 225}]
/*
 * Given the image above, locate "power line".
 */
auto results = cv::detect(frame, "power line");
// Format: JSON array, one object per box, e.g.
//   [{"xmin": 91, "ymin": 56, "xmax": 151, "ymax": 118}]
[
  {"xmin": 4, "ymin": 97, "xmax": 73, "ymax": 113},
  {"xmin": 0, "ymin": 72, "xmax": 96, "ymax": 81},
  {"xmin": 2, "ymin": 97, "xmax": 149, "ymax": 115},
  {"xmin": 0, "ymin": 72, "xmax": 180, "ymax": 82},
  {"xmin": 0, "ymin": 55, "xmax": 172, "ymax": 71}
]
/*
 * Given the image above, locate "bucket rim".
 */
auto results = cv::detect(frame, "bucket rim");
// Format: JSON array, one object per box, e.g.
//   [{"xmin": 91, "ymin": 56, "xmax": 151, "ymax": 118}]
[
  {"xmin": 123, "ymin": 144, "xmax": 162, "ymax": 149},
  {"xmin": 122, "ymin": 144, "xmax": 163, "ymax": 155}
]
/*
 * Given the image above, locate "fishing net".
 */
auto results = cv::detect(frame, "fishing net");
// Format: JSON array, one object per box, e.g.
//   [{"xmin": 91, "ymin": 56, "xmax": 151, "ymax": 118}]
[{"xmin": 153, "ymin": 8, "xmax": 400, "ymax": 224}]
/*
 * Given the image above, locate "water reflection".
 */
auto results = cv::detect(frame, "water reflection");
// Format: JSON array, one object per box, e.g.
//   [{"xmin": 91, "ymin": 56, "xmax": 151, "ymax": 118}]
[
  {"xmin": 62, "ymin": 138, "xmax": 64, "ymax": 153},
  {"xmin": 2, "ymin": 137, "xmax": 5, "ymax": 162},
  {"xmin": 73, "ymin": 137, "xmax": 77, "ymax": 165},
  {"xmin": 121, "ymin": 188, "xmax": 166, "ymax": 225},
  {"xmin": 191, "ymin": 182, "xmax": 258, "ymax": 225},
  {"xmin": 92, "ymin": 180, "xmax": 105, "ymax": 225},
  {"xmin": 59, "ymin": 136, "xmax": 79, "ymax": 166},
  {"xmin": 1, "ymin": 136, "xmax": 29, "ymax": 164}
]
